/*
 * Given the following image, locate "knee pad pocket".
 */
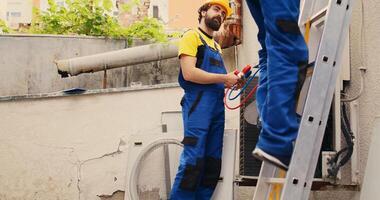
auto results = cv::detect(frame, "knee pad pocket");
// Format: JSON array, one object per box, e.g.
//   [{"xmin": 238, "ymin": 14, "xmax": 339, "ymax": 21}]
[
  {"xmin": 181, "ymin": 136, "xmax": 198, "ymax": 146},
  {"xmin": 276, "ymin": 19, "xmax": 301, "ymax": 35},
  {"xmin": 179, "ymin": 159, "xmax": 204, "ymax": 191},
  {"xmin": 201, "ymin": 157, "xmax": 222, "ymax": 189}
]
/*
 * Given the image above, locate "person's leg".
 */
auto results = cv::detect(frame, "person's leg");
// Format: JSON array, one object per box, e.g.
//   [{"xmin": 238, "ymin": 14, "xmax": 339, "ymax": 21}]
[
  {"xmin": 170, "ymin": 91, "xmax": 211, "ymax": 200},
  {"xmin": 255, "ymin": 0, "xmax": 309, "ymax": 160},
  {"xmin": 195, "ymin": 93, "xmax": 225, "ymax": 200},
  {"xmin": 246, "ymin": 0, "xmax": 268, "ymax": 118}
]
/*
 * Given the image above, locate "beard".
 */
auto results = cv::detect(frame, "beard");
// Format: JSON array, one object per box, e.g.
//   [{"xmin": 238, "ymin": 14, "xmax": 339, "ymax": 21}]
[{"xmin": 205, "ymin": 15, "xmax": 222, "ymax": 31}]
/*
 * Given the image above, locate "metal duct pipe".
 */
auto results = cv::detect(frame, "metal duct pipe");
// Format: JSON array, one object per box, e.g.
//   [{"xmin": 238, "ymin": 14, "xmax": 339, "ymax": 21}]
[{"xmin": 55, "ymin": 40, "xmax": 179, "ymax": 77}]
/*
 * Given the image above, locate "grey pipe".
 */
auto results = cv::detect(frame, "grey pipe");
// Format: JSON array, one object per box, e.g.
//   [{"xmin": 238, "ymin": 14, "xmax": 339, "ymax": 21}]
[{"xmin": 55, "ymin": 40, "xmax": 179, "ymax": 77}]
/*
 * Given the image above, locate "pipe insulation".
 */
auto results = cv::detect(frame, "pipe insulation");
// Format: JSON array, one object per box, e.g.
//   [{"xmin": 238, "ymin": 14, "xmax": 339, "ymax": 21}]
[{"xmin": 55, "ymin": 40, "xmax": 179, "ymax": 77}]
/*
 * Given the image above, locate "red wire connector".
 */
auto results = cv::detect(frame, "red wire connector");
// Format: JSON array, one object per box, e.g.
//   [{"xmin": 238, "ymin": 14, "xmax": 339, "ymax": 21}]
[
  {"xmin": 234, "ymin": 65, "xmax": 252, "ymax": 79},
  {"xmin": 225, "ymin": 64, "xmax": 257, "ymax": 110}
]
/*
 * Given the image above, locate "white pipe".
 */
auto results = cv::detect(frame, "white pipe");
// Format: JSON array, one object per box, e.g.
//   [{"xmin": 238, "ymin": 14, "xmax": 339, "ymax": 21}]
[{"xmin": 55, "ymin": 40, "xmax": 179, "ymax": 77}]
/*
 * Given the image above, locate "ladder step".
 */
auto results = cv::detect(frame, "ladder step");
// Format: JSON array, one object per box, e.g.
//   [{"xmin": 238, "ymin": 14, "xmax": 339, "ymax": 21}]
[
  {"xmin": 262, "ymin": 177, "xmax": 286, "ymax": 184},
  {"xmin": 309, "ymin": 6, "xmax": 328, "ymax": 27}
]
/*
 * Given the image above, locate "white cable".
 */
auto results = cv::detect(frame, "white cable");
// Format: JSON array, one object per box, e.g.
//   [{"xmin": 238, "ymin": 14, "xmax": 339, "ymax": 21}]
[
  {"xmin": 341, "ymin": 0, "xmax": 367, "ymax": 103},
  {"xmin": 341, "ymin": 67, "xmax": 366, "ymax": 102}
]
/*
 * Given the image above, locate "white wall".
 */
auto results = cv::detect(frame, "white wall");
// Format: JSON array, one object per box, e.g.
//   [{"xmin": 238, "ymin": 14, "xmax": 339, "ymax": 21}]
[
  {"xmin": 6, "ymin": 0, "xmax": 32, "ymax": 27},
  {"xmin": 237, "ymin": 1, "xmax": 260, "ymax": 69},
  {"xmin": 350, "ymin": 0, "xmax": 380, "ymax": 188},
  {"xmin": 360, "ymin": 117, "xmax": 380, "ymax": 200},
  {"xmin": 148, "ymin": 0, "xmax": 169, "ymax": 23}
]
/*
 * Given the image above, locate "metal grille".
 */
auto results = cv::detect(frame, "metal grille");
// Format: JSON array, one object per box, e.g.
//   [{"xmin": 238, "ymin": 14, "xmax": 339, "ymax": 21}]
[
  {"xmin": 239, "ymin": 77, "xmax": 261, "ymax": 177},
  {"xmin": 238, "ymin": 76, "xmax": 335, "ymax": 183}
]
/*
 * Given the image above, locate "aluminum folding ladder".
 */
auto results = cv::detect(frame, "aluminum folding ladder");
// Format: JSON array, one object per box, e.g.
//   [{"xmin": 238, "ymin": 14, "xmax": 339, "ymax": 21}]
[{"xmin": 252, "ymin": 0, "xmax": 355, "ymax": 199}]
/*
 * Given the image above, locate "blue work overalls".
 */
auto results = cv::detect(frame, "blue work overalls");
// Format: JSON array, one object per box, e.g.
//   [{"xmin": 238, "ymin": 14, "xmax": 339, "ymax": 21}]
[
  {"xmin": 170, "ymin": 34, "xmax": 227, "ymax": 200},
  {"xmin": 246, "ymin": 0, "xmax": 309, "ymax": 158}
]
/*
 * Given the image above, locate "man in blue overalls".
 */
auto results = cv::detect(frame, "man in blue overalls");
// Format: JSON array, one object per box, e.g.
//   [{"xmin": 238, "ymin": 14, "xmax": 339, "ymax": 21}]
[
  {"xmin": 170, "ymin": 0, "xmax": 239, "ymax": 199},
  {"xmin": 247, "ymin": 0, "xmax": 309, "ymax": 170}
]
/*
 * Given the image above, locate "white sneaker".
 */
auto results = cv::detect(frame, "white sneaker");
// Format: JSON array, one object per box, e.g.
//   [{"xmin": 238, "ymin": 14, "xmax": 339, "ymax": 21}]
[{"xmin": 252, "ymin": 147, "xmax": 289, "ymax": 170}]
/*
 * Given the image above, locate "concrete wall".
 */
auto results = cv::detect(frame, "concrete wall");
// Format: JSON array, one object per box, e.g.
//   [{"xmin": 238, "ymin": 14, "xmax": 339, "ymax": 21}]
[
  {"xmin": 0, "ymin": 35, "xmax": 180, "ymax": 97},
  {"xmin": 0, "ymin": 34, "xmax": 126, "ymax": 96},
  {"xmin": 0, "ymin": 85, "xmax": 240, "ymax": 200},
  {"xmin": 360, "ymin": 117, "xmax": 380, "ymax": 200},
  {"xmin": 350, "ymin": 0, "xmax": 380, "ymax": 191},
  {"xmin": 0, "ymin": 33, "xmax": 238, "ymax": 200}
]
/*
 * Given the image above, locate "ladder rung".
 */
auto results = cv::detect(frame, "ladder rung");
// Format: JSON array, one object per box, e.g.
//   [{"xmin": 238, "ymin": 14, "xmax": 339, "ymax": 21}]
[
  {"xmin": 262, "ymin": 177, "xmax": 285, "ymax": 184},
  {"xmin": 309, "ymin": 6, "xmax": 328, "ymax": 27}
]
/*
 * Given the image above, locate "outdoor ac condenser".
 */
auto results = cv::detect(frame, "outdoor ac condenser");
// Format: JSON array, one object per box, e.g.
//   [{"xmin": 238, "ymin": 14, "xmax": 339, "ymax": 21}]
[{"xmin": 124, "ymin": 111, "xmax": 238, "ymax": 200}]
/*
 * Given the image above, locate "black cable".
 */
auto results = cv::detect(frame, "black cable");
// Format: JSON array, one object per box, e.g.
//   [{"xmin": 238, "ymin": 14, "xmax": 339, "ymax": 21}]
[
  {"xmin": 327, "ymin": 103, "xmax": 355, "ymax": 178},
  {"xmin": 338, "ymin": 104, "xmax": 353, "ymax": 165}
]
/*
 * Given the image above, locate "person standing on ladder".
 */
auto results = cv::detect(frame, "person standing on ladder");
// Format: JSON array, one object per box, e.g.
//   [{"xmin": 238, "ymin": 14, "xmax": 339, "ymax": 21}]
[
  {"xmin": 170, "ymin": 0, "xmax": 239, "ymax": 199},
  {"xmin": 248, "ymin": 0, "xmax": 309, "ymax": 170}
]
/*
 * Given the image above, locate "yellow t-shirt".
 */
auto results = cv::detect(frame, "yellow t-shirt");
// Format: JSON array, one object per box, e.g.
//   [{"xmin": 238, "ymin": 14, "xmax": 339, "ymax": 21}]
[{"xmin": 178, "ymin": 28, "xmax": 222, "ymax": 58}]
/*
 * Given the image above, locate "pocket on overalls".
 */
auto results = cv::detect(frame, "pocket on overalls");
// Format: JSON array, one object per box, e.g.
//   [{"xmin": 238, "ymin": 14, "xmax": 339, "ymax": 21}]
[
  {"xmin": 188, "ymin": 91, "xmax": 204, "ymax": 117},
  {"xmin": 209, "ymin": 57, "xmax": 224, "ymax": 68}
]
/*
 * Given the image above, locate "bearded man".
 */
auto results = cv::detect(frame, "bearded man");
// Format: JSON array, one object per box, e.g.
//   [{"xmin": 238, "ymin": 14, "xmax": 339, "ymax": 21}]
[{"xmin": 170, "ymin": 1, "xmax": 239, "ymax": 199}]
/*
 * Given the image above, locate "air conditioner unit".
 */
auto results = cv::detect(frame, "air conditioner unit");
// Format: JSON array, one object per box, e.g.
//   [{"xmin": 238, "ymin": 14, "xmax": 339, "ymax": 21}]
[{"xmin": 124, "ymin": 111, "xmax": 238, "ymax": 200}]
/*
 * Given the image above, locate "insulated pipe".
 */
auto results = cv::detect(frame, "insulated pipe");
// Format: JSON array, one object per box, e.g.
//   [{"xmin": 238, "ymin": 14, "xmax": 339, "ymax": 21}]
[{"xmin": 55, "ymin": 40, "xmax": 179, "ymax": 77}]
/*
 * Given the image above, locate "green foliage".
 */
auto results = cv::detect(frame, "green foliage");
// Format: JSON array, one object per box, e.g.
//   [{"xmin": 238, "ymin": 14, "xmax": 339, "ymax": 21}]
[
  {"xmin": 124, "ymin": 17, "xmax": 168, "ymax": 44},
  {"xmin": 0, "ymin": 19, "xmax": 11, "ymax": 33},
  {"xmin": 30, "ymin": 0, "xmax": 170, "ymax": 44},
  {"xmin": 120, "ymin": 0, "xmax": 140, "ymax": 13},
  {"xmin": 30, "ymin": 0, "xmax": 121, "ymax": 36}
]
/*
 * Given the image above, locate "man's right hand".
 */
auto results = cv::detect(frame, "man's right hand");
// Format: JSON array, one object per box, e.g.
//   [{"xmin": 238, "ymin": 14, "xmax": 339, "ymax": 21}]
[{"xmin": 224, "ymin": 72, "xmax": 240, "ymax": 88}]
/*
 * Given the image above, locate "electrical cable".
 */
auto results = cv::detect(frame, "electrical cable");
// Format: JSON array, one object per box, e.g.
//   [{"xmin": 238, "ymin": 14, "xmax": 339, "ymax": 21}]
[
  {"xmin": 224, "ymin": 66, "xmax": 261, "ymax": 110},
  {"xmin": 341, "ymin": 0, "xmax": 367, "ymax": 102},
  {"xmin": 228, "ymin": 68, "xmax": 260, "ymax": 101},
  {"xmin": 341, "ymin": 67, "xmax": 366, "ymax": 102},
  {"xmin": 224, "ymin": 84, "xmax": 258, "ymax": 110},
  {"xmin": 327, "ymin": 103, "xmax": 355, "ymax": 178}
]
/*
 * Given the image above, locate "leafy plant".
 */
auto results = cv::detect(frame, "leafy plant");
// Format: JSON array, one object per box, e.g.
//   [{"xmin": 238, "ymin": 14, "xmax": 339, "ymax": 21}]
[
  {"xmin": 0, "ymin": 19, "xmax": 11, "ymax": 33},
  {"xmin": 124, "ymin": 17, "xmax": 168, "ymax": 44},
  {"xmin": 120, "ymin": 0, "xmax": 140, "ymax": 13},
  {"xmin": 29, "ymin": 0, "xmax": 175, "ymax": 44}
]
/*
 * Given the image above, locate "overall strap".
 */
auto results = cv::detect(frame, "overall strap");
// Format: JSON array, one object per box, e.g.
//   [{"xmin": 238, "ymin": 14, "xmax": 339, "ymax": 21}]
[{"xmin": 198, "ymin": 32, "xmax": 219, "ymax": 51}]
